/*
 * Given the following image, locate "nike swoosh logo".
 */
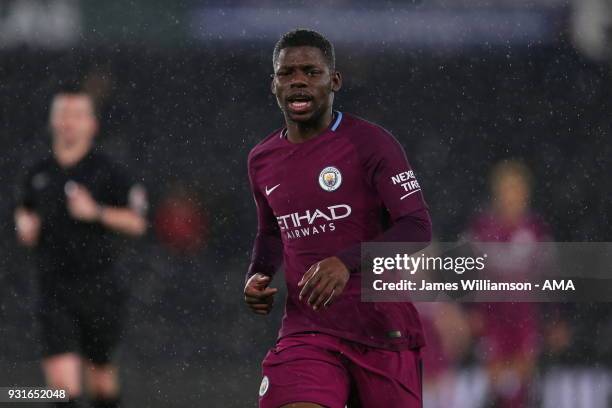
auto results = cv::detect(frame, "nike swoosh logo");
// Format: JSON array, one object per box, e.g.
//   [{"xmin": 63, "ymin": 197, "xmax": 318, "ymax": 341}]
[
  {"xmin": 265, "ymin": 184, "xmax": 280, "ymax": 196},
  {"xmin": 400, "ymin": 189, "xmax": 421, "ymax": 200}
]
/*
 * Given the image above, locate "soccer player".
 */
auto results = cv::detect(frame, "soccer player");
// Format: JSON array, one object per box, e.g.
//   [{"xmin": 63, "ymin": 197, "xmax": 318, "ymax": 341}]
[
  {"xmin": 464, "ymin": 160, "xmax": 550, "ymax": 407},
  {"xmin": 14, "ymin": 85, "xmax": 147, "ymax": 408},
  {"xmin": 244, "ymin": 29, "xmax": 432, "ymax": 408}
]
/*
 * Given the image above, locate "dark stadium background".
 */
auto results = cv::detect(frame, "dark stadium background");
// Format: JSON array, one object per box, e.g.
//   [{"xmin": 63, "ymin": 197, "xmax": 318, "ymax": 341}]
[{"xmin": 1, "ymin": 1, "xmax": 611, "ymax": 407}]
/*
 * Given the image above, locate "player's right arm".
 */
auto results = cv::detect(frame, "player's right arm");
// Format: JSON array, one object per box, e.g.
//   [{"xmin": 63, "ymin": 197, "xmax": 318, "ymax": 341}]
[
  {"xmin": 244, "ymin": 273, "xmax": 279, "ymax": 315},
  {"xmin": 244, "ymin": 153, "xmax": 283, "ymax": 315}
]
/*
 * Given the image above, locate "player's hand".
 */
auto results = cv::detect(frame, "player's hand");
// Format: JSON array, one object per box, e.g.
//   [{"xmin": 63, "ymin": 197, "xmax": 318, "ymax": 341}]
[
  {"xmin": 65, "ymin": 181, "xmax": 101, "ymax": 222},
  {"xmin": 298, "ymin": 257, "xmax": 349, "ymax": 311},
  {"xmin": 244, "ymin": 273, "xmax": 278, "ymax": 315},
  {"xmin": 14, "ymin": 208, "xmax": 41, "ymax": 247}
]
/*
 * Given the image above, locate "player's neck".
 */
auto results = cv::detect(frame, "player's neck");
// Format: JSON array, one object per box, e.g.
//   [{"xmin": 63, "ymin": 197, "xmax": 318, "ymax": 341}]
[
  {"xmin": 285, "ymin": 110, "xmax": 334, "ymax": 143},
  {"xmin": 53, "ymin": 140, "xmax": 93, "ymax": 169},
  {"xmin": 495, "ymin": 206, "xmax": 528, "ymax": 227}
]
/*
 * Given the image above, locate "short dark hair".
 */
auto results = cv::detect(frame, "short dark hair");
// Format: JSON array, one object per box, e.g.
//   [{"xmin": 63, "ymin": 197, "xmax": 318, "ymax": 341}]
[
  {"xmin": 273, "ymin": 29, "xmax": 335, "ymax": 69},
  {"xmin": 53, "ymin": 79, "xmax": 92, "ymax": 97},
  {"xmin": 52, "ymin": 80, "xmax": 97, "ymax": 115}
]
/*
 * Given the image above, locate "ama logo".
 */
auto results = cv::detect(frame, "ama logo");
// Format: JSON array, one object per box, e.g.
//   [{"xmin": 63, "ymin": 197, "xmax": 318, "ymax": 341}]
[{"xmin": 542, "ymin": 280, "xmax": 575, "ymax": 291}]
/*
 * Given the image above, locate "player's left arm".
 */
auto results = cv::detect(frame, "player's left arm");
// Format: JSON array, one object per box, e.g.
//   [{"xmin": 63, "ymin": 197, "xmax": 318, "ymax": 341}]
[
  {"xmin": 65, "ymin": 169, "xmax": 148, "ymax": 237},
  {"xmin": 299, "ymin": 130, "xmax": 432, "ymax": 310}
]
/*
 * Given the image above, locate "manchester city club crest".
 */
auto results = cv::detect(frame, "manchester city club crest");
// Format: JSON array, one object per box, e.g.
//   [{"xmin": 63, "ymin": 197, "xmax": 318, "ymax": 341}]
[
  {"xmin": 259, "ymin": 376, "xmax": 269, "ymax": 397},
  {"xmin": 319, "ymin": 166, "xmax": 342, "ymax": 192}
]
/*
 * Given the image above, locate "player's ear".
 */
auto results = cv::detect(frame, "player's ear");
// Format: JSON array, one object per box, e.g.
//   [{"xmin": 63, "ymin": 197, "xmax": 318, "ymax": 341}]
[
  {"xmin": 270, "ymin": 76, "xmax": 277, "ymax": 96},
  {"xmin": 331, "ymin": 71, "xmax": 342, "ymax": 92}
]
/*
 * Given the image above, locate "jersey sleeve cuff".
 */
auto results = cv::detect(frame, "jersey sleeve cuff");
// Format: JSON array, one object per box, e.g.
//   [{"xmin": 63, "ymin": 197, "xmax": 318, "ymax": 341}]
[{"xmin": 336, "ymin": 247, "xmax": 361, "ymax": 273}]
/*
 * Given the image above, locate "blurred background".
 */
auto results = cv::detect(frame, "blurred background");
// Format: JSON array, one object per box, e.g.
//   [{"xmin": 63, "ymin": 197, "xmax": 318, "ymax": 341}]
[{"xmin": 1, "ymin": 0, "xmax": 612, "ymax": 407}]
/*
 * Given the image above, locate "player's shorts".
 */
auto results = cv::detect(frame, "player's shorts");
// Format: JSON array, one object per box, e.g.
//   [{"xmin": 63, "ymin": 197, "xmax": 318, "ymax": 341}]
[
  {"xmin": 259, "ymin": 332, "xmax": 422, "ymax": 408},
  {"xmin": 37, "ymin": 276, "xmax": 128, "ymax": 365}
]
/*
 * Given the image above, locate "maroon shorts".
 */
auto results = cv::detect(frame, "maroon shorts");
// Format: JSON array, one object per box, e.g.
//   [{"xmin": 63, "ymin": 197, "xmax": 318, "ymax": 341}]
[{"xmin": 258, "ymin": 332, "xmax": 422, "ymax": 408}]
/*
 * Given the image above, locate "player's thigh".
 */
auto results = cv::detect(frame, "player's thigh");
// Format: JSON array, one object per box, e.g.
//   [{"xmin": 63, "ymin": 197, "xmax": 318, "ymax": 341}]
[
  {"xmin": 42, "ymin": 352, "xmax": 82, "ymax": 396},
  {"xmin": 347, "ymin": 346, "xmax": 422, "ymax": 408},
  {"xmin": 259, "ymin": 337, "xmax": 350, "ymax": 408}
]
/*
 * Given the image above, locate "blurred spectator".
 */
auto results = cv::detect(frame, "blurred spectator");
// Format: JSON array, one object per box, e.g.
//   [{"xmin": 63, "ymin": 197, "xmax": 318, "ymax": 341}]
[{"xmin": 154, "ymin": 187, "xmax": 209, "ymax": 255}]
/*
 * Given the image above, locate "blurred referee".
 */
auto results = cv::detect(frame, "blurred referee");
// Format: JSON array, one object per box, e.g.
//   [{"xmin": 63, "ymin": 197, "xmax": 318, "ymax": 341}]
[{"xmin": 14, "ymin": 84, "xmax": 147, "ymax": 408}]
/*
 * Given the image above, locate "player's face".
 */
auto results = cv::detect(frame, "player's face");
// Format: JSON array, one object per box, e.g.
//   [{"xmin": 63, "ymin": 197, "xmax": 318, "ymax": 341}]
[
  {"xmin": 50, "ymin": 94, "xmax": 97, "ymax": 147},
  {"xmin": 494, "ymin": 173, "xmax": 530, "ymax": 218},
  {"xmin": 272, "ymin": 46, "xmax": 341, "ymax": 124}
]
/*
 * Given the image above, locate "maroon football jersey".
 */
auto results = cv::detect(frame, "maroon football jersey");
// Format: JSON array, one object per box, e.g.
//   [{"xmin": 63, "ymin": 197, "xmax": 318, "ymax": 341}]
[
  {"xmin": 467, "ymin": 211, "xmax": 551, "ymax": 359},
  {"xmin": 248, "ymin": 112, "xmax": 429, "ymax": 350}
]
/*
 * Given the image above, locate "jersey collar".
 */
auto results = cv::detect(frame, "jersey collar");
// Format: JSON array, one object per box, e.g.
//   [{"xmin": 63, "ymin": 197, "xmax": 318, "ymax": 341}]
[{"xmin": 280, "ymin": 110, "xmax": 343, "ymax": 139}]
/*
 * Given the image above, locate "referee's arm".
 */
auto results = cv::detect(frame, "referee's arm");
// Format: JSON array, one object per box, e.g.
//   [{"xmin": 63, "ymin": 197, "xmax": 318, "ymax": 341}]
[
  {"xmin": 98, "ymin": 206, "xmax": 147, "ymax": 237},
  {"xmin": 66, "ymin": 182, "xmax": 147, "ymax": 237},
  {"xmin": 15, "ymin": 168, "xmax": 41, "ymax": 247},
  {"xmin": 14, "ymin": 207, "xmax": 41, "ymax": 247}
]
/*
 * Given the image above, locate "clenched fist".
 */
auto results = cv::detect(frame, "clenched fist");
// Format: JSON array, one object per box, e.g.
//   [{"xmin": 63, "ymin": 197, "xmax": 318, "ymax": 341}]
[
  {"xmin": 244, "ymin": 273, "xmax": 278, "ymax": 315},
  {"xmin": 65, "ymin": 181, "xmax": 101, "ymax": 222}
]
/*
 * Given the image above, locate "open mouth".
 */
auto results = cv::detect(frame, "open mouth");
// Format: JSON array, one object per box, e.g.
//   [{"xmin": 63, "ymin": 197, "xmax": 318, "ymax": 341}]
[{"xmin": 287, "ymin": 94, "xmax": 313, "ymax": 113}]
